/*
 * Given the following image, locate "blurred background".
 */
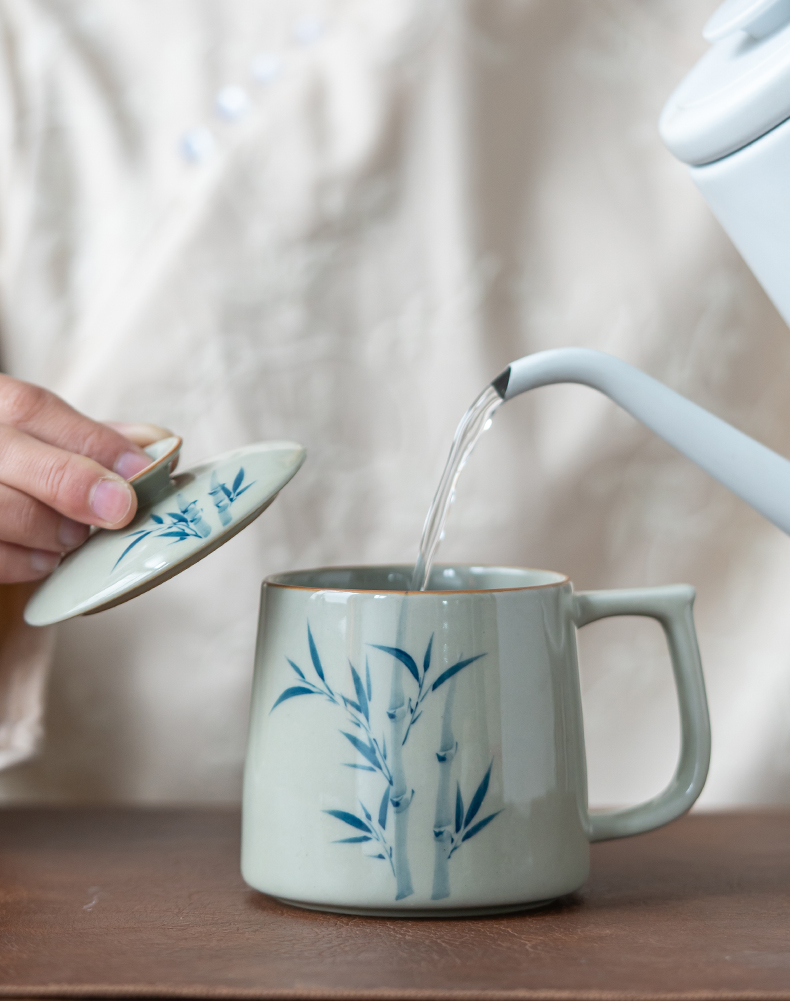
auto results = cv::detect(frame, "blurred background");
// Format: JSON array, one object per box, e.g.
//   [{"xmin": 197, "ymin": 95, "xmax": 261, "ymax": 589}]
[{"xmin": 1, "ymin": 0, "xmax": 788, "ymax": 809}]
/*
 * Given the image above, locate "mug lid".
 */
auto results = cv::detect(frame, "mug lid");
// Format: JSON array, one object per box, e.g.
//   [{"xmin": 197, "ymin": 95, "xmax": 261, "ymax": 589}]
[
  {"xmin": 24, "ymin": 438, "xmax": 306, "ymax": 626},
  {"xmin": 660, "ymin": 0, "xmax": 790, "ymax": 165}
]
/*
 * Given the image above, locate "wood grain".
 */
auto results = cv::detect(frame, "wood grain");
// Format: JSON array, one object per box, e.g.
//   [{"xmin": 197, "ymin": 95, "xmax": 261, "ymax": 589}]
[{"xmin": 0, "ymin": 808, "xmax": 788, "ymax": 1000}]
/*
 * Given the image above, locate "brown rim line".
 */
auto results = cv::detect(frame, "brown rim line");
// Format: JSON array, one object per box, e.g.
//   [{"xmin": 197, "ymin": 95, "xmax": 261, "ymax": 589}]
[
  {"xmin": 264, "ymin": 564, "xmax": 571, "ymax": 595},
  {"xmin": 128, "ymin": 435, "xmax": 183, "ymax": 484}
]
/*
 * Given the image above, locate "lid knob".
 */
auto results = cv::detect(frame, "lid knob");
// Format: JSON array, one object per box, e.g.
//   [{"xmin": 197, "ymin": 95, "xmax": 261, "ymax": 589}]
[{"xmin": 704, "ymin": 0, "xmax": 790, "ymax": 42}]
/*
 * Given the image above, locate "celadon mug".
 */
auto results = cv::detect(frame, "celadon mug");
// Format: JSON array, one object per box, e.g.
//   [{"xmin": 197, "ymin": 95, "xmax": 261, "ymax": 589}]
[{"xmin": 242, "ymin": 565, "xmax": 710, "ymax": 917}]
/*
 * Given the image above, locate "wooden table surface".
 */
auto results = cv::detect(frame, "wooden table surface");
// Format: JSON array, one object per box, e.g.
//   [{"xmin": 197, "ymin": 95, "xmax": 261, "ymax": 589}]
[{"xmin": 0, "ymin": 809, "xmax": 788, "ymax": 1000}]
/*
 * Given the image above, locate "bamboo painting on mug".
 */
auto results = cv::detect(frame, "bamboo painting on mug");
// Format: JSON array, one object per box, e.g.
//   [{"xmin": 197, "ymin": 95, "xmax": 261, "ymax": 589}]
[{"xmin": 270, "ymin": 625, "xmax": 503, "ymax": 901}]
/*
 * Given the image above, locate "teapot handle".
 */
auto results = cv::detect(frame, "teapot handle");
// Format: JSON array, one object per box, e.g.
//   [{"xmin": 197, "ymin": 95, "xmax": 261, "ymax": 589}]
[
  {"xmin": 495, "ymin": 347, "xmax": 790, "ymax": 537},
  {"xmin": 573, "ymin": 584, "xmax": 711, "ymax": 842}
]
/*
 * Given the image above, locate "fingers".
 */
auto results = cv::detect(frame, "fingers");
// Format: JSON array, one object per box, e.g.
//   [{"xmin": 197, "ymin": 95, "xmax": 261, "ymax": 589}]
[
  {"xmin": 0, "ymin": 377, "xmax": 172, "ymax": 584},
  {"xmin": 0, "ymin": 542, "xmax": 61, "ymax": 584},
  {"xmin": 104, "ymin": 422, "xmax": 174, "ymax": 448},
  {"xmin": 0, "ymin": 484, "xmax": 89, "ymax": 552},
  {"xmin": 0, "ymin": 424, "xmax": 137, "ymax": 529},
  {"xmin": 0, "ymin": 375, "xmax": 151, "ymax": 478},
  {"xmin": 0, "ymin": 485, "xmax": 88, "ymax": 584}
]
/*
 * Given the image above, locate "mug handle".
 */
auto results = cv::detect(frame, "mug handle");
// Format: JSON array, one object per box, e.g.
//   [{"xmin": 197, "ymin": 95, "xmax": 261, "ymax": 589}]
[{"xmin": 573, "ymin": 584, "xmax": 711, "ymax": 842}]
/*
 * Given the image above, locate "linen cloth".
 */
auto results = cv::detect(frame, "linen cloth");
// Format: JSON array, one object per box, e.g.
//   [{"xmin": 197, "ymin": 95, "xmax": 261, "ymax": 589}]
[{"xmin": 0, "ymin": 0, "xmax": 788, "ymax": 807}]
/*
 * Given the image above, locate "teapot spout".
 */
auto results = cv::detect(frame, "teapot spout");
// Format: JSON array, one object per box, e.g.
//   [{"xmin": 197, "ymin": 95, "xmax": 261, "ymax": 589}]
[{"xmin": 493, "ymin": 348, "xmax": 790, "ymax": 536}]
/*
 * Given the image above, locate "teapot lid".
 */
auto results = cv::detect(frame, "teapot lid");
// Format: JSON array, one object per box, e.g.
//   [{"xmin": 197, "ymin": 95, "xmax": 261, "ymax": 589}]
[
  {"xmin": 24, "ymin": 438, "xmax": 306, "ymax": 626},
  {"xmin": 660, "ymin": 0, "xmax": 790, "ymax": 165}
]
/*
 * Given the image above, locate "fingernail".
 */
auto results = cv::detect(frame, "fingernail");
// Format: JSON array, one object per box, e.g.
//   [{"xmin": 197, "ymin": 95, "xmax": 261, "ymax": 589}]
[
  {"xmin": 114, "ymin": 450, "xmax": 151, "ymax": 480},
  {"xmin": 31, "ymin": 550, "xmax": 61, "ymax": 574},
  {"xmin": 90, "ymin": 478, "xmax": 134, "ymax": 525},
  {"xmin": 59, "ymin": 518, "xmax": 88, "ymax": 550}
]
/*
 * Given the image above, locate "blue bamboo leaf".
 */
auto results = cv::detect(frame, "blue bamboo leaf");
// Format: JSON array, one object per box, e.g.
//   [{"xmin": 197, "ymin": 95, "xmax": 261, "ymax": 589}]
[
  {"xmin": 167, "ymin": 512, "xmax": 190, "ymax": 523},
  {"xmin": 334, "ymin": 835, "xmax": 372, "ymax": 844},
  {"xmin": 235, "ymin": 483, "xmax": 253, "ymax": 497},
  {"xmin": 462, "ymin": 811, "xmax": 502, "ymax": 843},
  {"xmin": 378, "ymin": 785, "xmax": 391, "ymax": 829},
  {"xmin": 158, "ymin": 531, "xmax": 190, "ymax": 540},
  {"xmin": 122, "ymin": 529, "xmax": 150, "ymax": 541},
  {"xmin": 423, "ymin": 633, "xmax": 433, "ymax": 675},
  {"xmin": 221, "ymin": 483, "xmax": 233, "ymax": 501},
  {"xmin": 286, "ymin": 659, "xmax": 306, "ymax": 681},
  {"xmin": 360, "ymin": 802, "xmax": 372, "ymax": 823},
  {"xmin": 349, "ymin": 663, "xmax": 369, "ymax": 723},
  {"xmin": 324, "ymin": 810, "xmax": 372, "ymax": 834},
  {"xmin": 151, "ymin": 514, "xmax": 164, "ymax": 525},
  {"xmin": 233, "ymin": 468, "xmax": 245, "ymax": 493},
  {"xmin": 270, "ymin": 686, "xmax": 318, "ymax": 711},
  {"xmin": 431, "ymin": 653, "xmax": 486, "ymax": 692},
  {"xmin": 370, "ymin": 645, "xmax": 420, "ymax": 684},
  {"xmin": 382, "ymin": 737, "xmax": 387, "ymax": 760},
  {"xmin": 340, "ymin": 732, "xmax": 382, "ymax": 771},
  {"xmin": 112, "ymin": 530, "xmax": 153, "ymax": 568},
  {"xmin": 463, "ymin": 761, "xmax": 493, "ymax": 829},
  {"xmin": 455, "ymin": 782, "xmax": 464, "ymax": 834},
  {"xmin": 365, "ymin": 658, "xmax": 372, "ymax": 701},
  {"xmin": 368, "ymin": 853, "xmax": 386, "ymax": 859},
  {"xmin": 307, "ymin": 625, "xmax": 328, "ymax": 686},
  {"xmin": 341, "ymin": 695, "xmax": 362, "ymax": 715},
  {"xmin": 343, "ymin": 763, "xmax": 376, "ymax": 772}
]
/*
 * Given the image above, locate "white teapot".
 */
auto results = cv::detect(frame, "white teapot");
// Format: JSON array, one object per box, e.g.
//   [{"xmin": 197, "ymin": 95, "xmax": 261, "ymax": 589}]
[
  {"xmin": 660, "ymin": 0, "xmax": 790, "ymax": 326},
  {"xmin": 480, "ymin": 3, "xmax": 790, "ymax": 543}
]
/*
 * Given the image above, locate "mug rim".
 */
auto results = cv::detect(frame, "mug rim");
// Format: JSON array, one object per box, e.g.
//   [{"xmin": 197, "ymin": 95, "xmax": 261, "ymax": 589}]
[{"xmin": 264, "ymin": 563, "xmax": 570, "ymax": 595}]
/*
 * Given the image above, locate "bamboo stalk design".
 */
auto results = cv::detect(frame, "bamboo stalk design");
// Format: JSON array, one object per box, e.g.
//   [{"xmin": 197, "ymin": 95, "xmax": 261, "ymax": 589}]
[
  {"xmin": 430, "ymin": 752, "xmax": 503, "ymax": 900},
  {"xmin": 431, "ymin": 678, "xmax": 458, "ymax": 900},
  {"xmin": 386, "ymin": 656, "xmax": 415, "ymax": 899},
  {"xmin": 114, "ymin": 466, "xmax": 253, "ymax": 569},
  {"xmin": 369, "ymin": 637, "xmax": 489, "ymax": 902},
  {"xmin": 271, "ymin": 624, "xmax": 492, "ymax": 903}
]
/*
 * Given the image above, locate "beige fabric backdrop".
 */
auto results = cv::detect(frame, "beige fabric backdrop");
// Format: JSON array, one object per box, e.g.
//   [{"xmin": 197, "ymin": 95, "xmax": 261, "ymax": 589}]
[{"xmin": 1, "ymin": 0, "xmax": 789, "ymax": 808}]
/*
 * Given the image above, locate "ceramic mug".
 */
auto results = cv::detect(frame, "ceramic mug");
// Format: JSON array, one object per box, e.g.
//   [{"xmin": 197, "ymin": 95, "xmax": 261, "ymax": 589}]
[{"xmin": 242, "ymin": 565, "xmax": 710, "ymax": 917}]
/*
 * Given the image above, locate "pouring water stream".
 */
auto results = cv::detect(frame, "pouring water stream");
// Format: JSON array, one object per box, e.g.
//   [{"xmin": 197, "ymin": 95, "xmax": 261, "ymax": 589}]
[
  {"xmin": 412, "ymin": 347, "xmax": 790, "ymax": 591},
  {"xmin": 410, "ymin": 385, "xmax": 503, "ymax": 591}
]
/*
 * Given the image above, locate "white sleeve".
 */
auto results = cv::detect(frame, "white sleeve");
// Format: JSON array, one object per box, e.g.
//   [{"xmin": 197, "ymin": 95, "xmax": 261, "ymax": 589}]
[
  {"xmin": 0, "ymin": 12, "xmax": 56, "ymax": 772},
  {"xmin": 0, "ymin": 586, "xmax": 54, "ymax": 771}
]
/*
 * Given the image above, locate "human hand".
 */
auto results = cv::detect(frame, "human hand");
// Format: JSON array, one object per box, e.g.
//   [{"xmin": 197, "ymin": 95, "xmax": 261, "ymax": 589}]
[{"xmin": 0, "ymin": 376, "xmax": 171, "ymax": 583}]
